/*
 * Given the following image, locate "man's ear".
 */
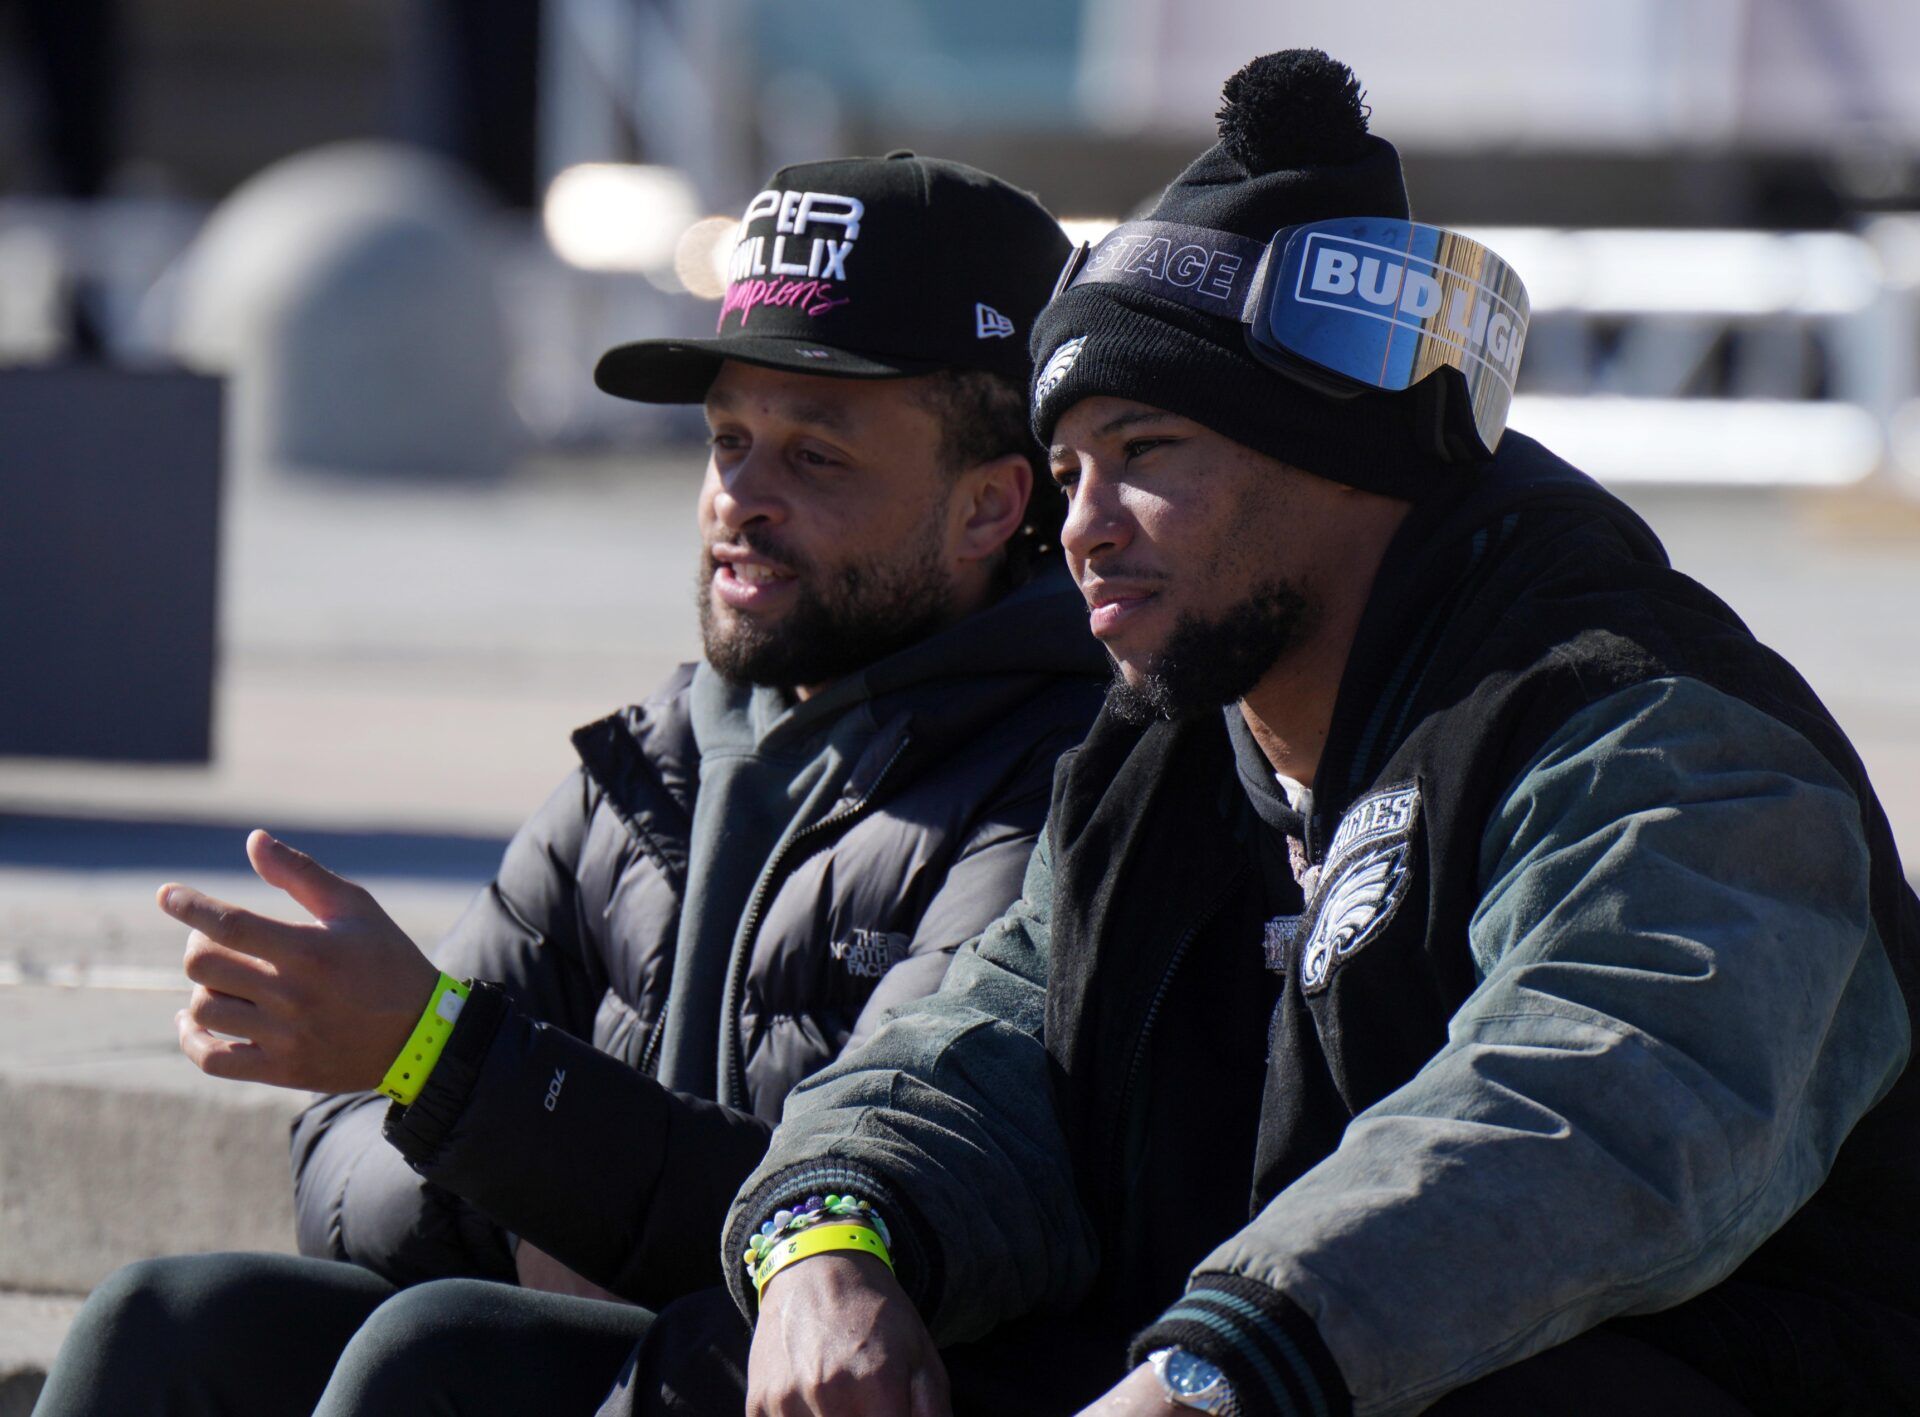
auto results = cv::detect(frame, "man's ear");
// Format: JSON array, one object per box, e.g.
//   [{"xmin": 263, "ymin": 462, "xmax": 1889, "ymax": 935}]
[{"xmin": 950, "ymin": 452, "xmax": 1033, "ymax": 564}]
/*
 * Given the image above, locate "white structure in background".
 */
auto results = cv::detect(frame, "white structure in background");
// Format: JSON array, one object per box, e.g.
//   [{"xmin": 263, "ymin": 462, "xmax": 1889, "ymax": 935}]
[
  {"xmin": 170, "ymin": 142, "xmax": 516, "ymax": 482},
  {"xmin": 1477, "ymin": 227, "xmax": 1899, "ymax": 488},
  {"xmin": 1078, "ymin": 0, "xmax": 1920, "ymax": 153}
]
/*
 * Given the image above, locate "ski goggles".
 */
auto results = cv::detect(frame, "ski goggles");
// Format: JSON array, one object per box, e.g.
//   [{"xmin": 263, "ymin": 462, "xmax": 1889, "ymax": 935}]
[{"xmin": 1051, "ymin": 216, "xmax": 1530, "ymax": 461}]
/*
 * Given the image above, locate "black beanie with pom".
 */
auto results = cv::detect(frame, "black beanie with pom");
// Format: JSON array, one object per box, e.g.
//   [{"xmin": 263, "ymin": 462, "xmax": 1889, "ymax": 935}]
[{"xmin": 1031, "ymin": 50, "xmax": 1464, "ymax": 501}]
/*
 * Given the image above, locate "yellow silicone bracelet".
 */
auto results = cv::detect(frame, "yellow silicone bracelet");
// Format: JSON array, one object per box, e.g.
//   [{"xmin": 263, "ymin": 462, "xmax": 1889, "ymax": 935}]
[
  {"xmin": 377, "ymin": 973, "xmax": 471, "ymax": 1106},
  {"xmin": 752, "ymin": 1222, "xmax": 893, "ymax": 1300}
]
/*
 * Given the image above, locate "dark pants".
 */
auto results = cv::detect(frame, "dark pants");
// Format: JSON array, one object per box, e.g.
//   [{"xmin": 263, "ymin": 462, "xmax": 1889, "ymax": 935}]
[
  {"xmin": 33, "ymin": 1252, "xmax": 652, "ymax": 1417},
  {"xmin": 605, "ymin": 1287, "xmax": 1753, "ymax": 1417}
]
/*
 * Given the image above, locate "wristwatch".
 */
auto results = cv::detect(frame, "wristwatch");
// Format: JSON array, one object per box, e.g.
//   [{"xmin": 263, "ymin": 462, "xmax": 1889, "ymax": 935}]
[{"xmin": 1147, "ymin": 1347, "xmax": 1241, "ymax": 1415}]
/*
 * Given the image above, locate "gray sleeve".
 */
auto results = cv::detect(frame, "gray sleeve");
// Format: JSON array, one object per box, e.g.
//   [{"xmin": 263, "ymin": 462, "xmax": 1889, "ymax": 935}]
[
  {"xmin": 1191, "ymin": 676, "xmax": 1912, "ymax": 1415},
  {"xmin": 721, "ymin": 831, "xmax": 1099, "ymax": 1341}
]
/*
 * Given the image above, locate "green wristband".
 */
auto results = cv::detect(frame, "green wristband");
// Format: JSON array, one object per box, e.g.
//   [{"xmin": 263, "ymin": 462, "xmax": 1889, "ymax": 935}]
[{"xmin": 377, "ymin": 973, "xmax": 471, "ymax": 1106}]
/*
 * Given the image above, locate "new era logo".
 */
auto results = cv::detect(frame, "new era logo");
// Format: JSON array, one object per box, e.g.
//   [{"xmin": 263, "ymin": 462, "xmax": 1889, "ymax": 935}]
[{"xmin": 975, "ymin": 303, "xmax": 1016, "ymax": 339}]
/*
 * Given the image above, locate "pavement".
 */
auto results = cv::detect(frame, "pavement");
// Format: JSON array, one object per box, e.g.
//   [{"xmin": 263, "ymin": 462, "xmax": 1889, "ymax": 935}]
[{"xmin": 3, "ymin": 451, "xmax": 1919, "ymax": 1389}]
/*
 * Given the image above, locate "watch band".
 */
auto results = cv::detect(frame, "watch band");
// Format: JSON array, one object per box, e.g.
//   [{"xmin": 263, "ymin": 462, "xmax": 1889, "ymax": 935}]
[{"xmin": 1148, "ymin": 1347, "xmax": 1242, "ymax": 1416}]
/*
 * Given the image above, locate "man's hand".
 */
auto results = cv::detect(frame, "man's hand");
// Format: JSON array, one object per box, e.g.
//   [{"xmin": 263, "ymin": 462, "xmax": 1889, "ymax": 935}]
[
  {"xmin": 748, "ymin": 1250, "xmax": 950, "ymax": 1417},
  {"xmin": 160, "ymin": 829, "xmax": 441, "ymax": 1092},
  {"xmin": 1075, "ymin": 1363, "xmax": 1182, "ymax": 1415}
]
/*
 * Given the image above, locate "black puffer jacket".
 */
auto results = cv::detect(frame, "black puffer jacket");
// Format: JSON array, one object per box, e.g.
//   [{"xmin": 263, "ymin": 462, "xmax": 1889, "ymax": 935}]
[{"xmin": 290, "ymin": 568, "xmax": 1107, "ymax": 1307}]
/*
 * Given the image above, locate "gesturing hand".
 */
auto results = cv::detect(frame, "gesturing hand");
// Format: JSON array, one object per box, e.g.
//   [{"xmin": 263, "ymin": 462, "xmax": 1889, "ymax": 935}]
[
  {"xmin": 160, "ymin": 829, "xmax": 441, "ymax": 1093},
  {"xmin": 748, "ymin": 1251, "xmax": 950, "ymax": 1417}
]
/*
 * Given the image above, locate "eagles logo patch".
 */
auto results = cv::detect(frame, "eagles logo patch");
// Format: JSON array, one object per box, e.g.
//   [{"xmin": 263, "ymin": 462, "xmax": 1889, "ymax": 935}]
[
  {"xmin": 1034, "ymin": 336, "xmax": 1087, "ymax": 401},
  {"xmin": 1298, "ymin": 782, "xmax": 1420, "ymax": 992}
]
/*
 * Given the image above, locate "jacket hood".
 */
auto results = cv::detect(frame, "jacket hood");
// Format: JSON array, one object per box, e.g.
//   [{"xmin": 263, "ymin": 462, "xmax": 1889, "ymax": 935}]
[
  {"xmin": 1309, "ymin": 430, "xmax": 1672, "ymax": 821},
  {"xmin": 712, "ymin": 562, "xmax": 1108, "ymax": 757},
  {"xmin": 1411, "ymin": 430, "xmax": 1667, "ymax": 570},
  {"xmin": 847, "ymin": 561, "xmax": 1108, "ymax": 700}
]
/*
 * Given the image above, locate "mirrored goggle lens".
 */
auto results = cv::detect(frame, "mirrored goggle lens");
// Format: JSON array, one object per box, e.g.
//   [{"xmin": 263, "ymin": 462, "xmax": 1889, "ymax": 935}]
[
  {"xmin": 1053, "ymin": 216, "xmax": 1530, "ymax": 457},
  {"xmin": 1248, "ymin": 218, "xmax": 1529, "ymax": 456}
]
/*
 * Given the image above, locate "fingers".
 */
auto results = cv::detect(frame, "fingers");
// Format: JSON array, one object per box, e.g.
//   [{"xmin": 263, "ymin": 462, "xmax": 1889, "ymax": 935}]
[
  {"xmin": 176, "ymin": 1010, "xmax": 272, "ymax": 1082},
  {"xmin": 183, "ymin": 931, "xmax": 277, "ymax": 998},
  {"xmin": 246, "ymin": 830, "xmax": 367, "ymax": 923},
  {"xmin": 156, "ymin": 883, "xmax": 296, "ymax": 959},
  {"xmin": 183, "ymin": 983, "xmax": 263, "ymax": 1039}
]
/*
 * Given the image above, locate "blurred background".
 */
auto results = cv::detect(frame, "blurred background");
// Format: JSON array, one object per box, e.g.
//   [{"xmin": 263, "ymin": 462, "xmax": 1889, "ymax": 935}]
[{"xmin": 3, "ymin": 0, "xmax": 1920, "ymax": 1402}]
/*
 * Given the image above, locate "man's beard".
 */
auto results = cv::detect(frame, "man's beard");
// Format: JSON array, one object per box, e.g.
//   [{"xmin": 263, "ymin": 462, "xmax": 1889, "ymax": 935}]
[
  {"xmin": 697, "ymin": 516, "xmax": 960, "ymax": 690},
  {"xmin": 1106, "ymin": 577, "xmax": 1317, "ymax": 725}
]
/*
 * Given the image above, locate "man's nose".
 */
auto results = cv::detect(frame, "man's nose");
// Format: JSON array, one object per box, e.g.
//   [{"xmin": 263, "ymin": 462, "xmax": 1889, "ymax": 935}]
[
  {"xmin": 1060, "ymin": 464, "xmax": 1129, "ymax": 565},
  {"xmin": 709, "ymin": 449, "xmax": 787, "ymax": 532}
]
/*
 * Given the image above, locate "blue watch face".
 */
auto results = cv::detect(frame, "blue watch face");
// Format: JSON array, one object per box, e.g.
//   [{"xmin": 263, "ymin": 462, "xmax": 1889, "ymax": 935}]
[{"xmin": 1164, "ymin": 1350, "xmax": 1223, "ymax": 1396}]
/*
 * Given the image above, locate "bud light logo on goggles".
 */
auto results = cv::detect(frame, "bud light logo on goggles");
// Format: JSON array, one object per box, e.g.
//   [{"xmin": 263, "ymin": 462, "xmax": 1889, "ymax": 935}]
[{"xmin": 1052, "ymin": 217, "xmax": 1530, "ymax": 461}]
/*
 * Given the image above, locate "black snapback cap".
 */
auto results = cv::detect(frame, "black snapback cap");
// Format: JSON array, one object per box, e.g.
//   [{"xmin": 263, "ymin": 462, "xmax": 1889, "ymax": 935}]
[{"xmin": 595, "ymin": 152, "xmax": 1071, "ymax": 403}]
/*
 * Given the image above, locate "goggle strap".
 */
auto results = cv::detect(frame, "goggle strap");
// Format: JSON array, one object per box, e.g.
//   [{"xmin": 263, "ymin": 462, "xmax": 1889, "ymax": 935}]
[{"xmin": 1059, "ymin": 220, "xmax": 1271, "ymax": 323}]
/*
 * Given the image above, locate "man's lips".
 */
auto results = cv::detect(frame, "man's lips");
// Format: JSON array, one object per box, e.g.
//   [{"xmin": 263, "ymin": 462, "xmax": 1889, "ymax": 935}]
[
  {"xmin": 1081, "ymin": 580, "xmax": 1162, "ymax": 638},
  {"xmin": 710, "ymin": 549, "xmax": 798, "ymax": 610}
]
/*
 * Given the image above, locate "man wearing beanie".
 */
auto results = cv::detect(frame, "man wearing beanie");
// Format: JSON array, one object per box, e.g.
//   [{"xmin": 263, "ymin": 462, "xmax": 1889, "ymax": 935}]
[
  {"xmin": 33, "ymin": 154, "xmax": 1110, "ymax": 1416},
  {"xmin": 695, "ymin": 52, "xmax": 1920, "ymax": 1417}
]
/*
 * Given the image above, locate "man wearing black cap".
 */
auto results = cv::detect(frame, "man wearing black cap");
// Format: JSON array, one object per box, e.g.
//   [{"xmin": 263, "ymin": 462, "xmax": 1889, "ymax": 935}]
[
  {"xmin": 33, "ymin": 154, "xmax": 1108, "ymax": 1416},
  {"xmin": 699, "ymin": 53, "xmax": 1920, "ymax": 1417}
]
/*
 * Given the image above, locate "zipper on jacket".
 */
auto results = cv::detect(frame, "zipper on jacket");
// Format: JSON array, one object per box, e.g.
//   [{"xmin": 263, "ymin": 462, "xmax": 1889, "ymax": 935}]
[
  {"xmin": 719, "ymin": 734, "xmax": 914, "ymax": 1110},
  {"xmin": 1105, "ymin": 868, "xmax": 1244, "ymax": 1232},
  {"xmin": 637, "ymin": 1009, "xmax": 668, "ymax": 1077}
]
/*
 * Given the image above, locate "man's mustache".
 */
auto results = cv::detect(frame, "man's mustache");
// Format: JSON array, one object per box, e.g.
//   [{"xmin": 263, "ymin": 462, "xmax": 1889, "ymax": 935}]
[{"xmin": 704, "ymin": 530, "xmax": 813, "ymax": 577}]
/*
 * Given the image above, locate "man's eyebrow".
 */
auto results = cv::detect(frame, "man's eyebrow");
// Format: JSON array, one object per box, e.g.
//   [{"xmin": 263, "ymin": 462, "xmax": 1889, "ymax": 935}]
[
  {"xmin": 1048, "ymin": 409, "xmax": 1181, "ymax": 461},
  {"xmin": 704, "ymin": 387, "xmax": 856, "ymax": 436}
]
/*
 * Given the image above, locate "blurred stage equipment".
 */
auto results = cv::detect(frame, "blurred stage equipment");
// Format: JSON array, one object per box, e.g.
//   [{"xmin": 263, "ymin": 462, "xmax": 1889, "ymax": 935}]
[
  {"xmin": 169, "ymin": 142, "xmax": 515, "ymax": 482},
  {"xmin": 0, "ymin": 366, "xmax": 221, "ymax": 761}
]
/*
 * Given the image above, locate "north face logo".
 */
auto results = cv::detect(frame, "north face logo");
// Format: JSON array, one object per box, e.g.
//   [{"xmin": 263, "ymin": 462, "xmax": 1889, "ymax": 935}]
[
  {"xmin": 976, "ymin": 303, "xmax": 1016, "ymax": 339},
  {"xmin": 830, "ymin": 928, "xmax": 910, "ymax": 979}
]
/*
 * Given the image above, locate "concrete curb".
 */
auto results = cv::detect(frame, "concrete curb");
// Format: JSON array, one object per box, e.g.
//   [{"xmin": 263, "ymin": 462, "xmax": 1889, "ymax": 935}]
[
  {"xmin": 0, "ymin": 987, "xmax": 303, "ymax": 1295},
  {"xmin": 0, "ymin": 1293, "xmax": 82, "ymax": 1417}
]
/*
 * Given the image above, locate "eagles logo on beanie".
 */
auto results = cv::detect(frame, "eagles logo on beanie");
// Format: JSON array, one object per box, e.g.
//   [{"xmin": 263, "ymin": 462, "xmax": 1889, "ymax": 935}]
[{"xmin": 1030, "ymin": 50, "xmax": 1468, "ymax": 500}]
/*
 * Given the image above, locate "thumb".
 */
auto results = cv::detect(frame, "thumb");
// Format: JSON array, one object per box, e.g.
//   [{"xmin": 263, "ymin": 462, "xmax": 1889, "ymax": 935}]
[{"xmin": 247, "ymin": 830, "xmax": 364, "ymax": 922}]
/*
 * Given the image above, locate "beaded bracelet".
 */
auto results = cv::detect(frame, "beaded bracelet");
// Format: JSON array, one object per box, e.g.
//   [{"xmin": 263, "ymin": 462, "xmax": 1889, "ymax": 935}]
[{"xmin": 742, "ymin": 1194, "xmax": 892, "ymax": 1279}]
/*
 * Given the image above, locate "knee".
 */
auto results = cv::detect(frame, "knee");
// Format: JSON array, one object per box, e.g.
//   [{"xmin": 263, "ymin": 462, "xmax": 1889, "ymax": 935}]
[
  {"xmin": 343, "ymin": 1278, "xmax": 511, "ymax": 1364},
  {"xmin": 80, "ymin": 1254, "xmax": 242, "ymax": 1340},
  {"xmin": 323, "ymin": 1279, "xmax": 517, "ymax": 1409},
  {"xmin": 59, "ymin": 1254, "xmax": 261, "ymax": 1380}
]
